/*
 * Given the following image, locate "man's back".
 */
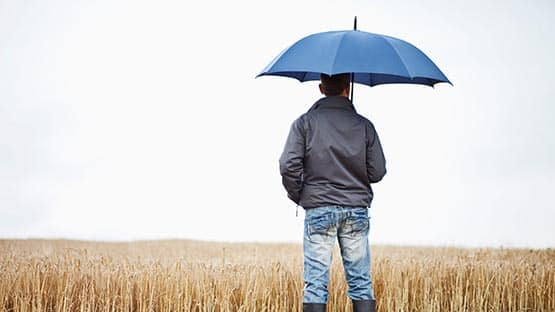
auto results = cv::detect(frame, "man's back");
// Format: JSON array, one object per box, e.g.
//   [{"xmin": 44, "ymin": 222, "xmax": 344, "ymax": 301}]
[
  {"xmin": 279, "ymin": 95, "xmax": 386, "ymax": 209},
  {"xmin": 279, "ymin": 73, "xmax": 385, "ymax": 312}
]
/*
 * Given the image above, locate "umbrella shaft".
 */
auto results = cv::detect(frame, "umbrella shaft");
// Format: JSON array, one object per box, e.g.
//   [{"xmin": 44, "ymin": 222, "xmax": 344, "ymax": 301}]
[
  {"xmin": 350, "ymin": 73, "xmax": 354, "ymax": 103},
  {"xmin": 351, "ymin": 17, "xmax": 356, "ymax": 103}
]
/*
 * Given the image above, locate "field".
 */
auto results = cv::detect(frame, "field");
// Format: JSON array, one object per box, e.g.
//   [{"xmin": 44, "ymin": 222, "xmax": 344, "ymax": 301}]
[{"xmin": 0, "ymin": 239, "xmax": 553, "ymax": 311}]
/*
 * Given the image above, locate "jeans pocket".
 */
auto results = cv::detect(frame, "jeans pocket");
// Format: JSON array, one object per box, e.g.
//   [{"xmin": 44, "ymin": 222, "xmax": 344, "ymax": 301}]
[
  {"xmin": 305, "ymin": 213, "xmax": 333, "ymax": 239},
  {"xmin": 343, "ymin": 214, "xmax": 369, "ymax": 237}
]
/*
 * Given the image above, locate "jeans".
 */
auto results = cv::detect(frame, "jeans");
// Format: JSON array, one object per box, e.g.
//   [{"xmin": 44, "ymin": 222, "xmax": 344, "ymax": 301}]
[{"xmin": 303, "ymin": 206, "xmax": 374, "ymax": 303}]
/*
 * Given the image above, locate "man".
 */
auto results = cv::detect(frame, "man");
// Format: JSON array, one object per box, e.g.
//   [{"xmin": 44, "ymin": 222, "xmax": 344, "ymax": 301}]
[{"xmin": 279, "ymin": 73, "xmax": 386, "ymax": 312}]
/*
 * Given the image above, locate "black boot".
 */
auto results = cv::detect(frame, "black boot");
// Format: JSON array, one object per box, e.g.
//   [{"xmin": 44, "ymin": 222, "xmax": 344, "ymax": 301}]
[
  {"xmin": 352, "ymin": 299, "xmax": 376, "ymax": 312},
  {"xmin": 303, "ymin": 303, "xmax": 326, "ymax": 312}
]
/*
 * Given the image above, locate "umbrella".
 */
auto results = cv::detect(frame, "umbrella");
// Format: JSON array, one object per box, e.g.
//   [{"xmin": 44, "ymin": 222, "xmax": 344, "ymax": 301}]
[{"xmin": 256, "ymin": 17, "xmax": 451, "ymax": 101}]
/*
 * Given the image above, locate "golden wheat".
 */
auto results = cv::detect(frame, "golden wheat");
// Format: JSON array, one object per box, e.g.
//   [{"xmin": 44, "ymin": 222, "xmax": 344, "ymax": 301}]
[{"xmin": 0, "ymin": 239, "xmax": 553, "ymax": 311}]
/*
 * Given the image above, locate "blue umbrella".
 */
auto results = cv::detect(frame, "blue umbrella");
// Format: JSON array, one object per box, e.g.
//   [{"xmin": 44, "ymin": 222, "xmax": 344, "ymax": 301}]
[{"xmin": 256, "ymin": 18, "xmax": 451, "ymax": 101}]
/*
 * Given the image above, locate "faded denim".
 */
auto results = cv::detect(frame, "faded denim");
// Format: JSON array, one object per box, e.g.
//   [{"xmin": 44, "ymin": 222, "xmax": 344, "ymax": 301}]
[{"xmin": 303, "ymin": 206, "xmax": 374, "ymax": 304}]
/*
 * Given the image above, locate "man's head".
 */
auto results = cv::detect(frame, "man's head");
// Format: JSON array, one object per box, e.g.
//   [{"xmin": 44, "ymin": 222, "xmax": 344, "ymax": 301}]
[{"xmin": 319, "ymin": 73, "xmax": 351, "ymax": 97}]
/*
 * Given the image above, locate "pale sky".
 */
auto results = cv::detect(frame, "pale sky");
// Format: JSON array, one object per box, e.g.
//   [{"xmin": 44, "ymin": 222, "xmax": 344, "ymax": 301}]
[{"xmin": 1, "ymin": 0, "xmax": 554, "ymax": 248}]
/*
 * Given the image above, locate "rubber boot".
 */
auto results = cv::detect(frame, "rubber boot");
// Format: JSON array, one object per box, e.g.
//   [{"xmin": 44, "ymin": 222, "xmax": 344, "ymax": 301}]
[
  {"xmin": 303, "ymin": 303, "xmax": 326, "ymax": 312},
  {"xmin": 352, "ymin": 299, "xmax": 376, "ymax": 312}
]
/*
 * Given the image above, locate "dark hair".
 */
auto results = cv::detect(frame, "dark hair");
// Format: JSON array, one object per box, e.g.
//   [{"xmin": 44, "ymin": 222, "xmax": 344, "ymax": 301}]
[{"xmin": 320, "ymin": 73, "xmax": 350, "ymax": 96}]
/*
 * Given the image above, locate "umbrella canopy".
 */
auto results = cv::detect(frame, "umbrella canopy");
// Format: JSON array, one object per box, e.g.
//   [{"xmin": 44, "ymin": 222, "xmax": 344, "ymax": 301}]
[{"xmin": 256, "ymin": 29, "xmax": 451, "ymax": 87}]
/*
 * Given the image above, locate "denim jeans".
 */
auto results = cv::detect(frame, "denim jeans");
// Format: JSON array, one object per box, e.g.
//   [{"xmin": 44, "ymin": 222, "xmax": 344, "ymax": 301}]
[{"xmin": 303, "ymin": 206, "xmax": 374, "ymax": 303}]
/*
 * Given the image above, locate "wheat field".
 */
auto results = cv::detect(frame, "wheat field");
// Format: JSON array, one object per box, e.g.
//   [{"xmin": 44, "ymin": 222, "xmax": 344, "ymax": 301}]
[{"xmin": 0, "ymin": 239, "xmax": 553, "ymax": 312}]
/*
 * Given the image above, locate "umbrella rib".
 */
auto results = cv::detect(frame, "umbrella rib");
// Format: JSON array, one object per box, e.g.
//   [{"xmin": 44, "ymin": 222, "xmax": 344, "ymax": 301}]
[{"xmin": 382, "ymin": 37, "xmax": 413, "ymax": 79}]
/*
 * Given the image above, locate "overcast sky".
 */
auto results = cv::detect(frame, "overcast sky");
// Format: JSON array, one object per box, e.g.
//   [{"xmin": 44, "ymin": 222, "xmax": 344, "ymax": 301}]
[{"xmin": 1, "ymin": 0, "xmax": 554, "ymax": 248}]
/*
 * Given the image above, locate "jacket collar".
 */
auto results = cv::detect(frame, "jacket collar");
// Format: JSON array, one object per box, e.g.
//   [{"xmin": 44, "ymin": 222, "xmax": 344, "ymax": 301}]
[{"xmin": 308, "ymin": 96, "xmax": 357, "ymax": 113}]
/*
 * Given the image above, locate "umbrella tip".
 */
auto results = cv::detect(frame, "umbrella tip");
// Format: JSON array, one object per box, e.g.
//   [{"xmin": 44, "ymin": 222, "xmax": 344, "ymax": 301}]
[{"xmin": 353, "ymin": 16, "xmax": 357, "ymax": 30}]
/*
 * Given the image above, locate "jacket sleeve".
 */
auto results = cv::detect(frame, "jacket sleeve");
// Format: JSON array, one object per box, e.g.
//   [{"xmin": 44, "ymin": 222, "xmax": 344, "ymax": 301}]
[
  {"xmin": 279, "ymin": 117, "xmax": 306, "ymax": 204},
  {"xmin": 366, "ymin": 122, "xmax": 386, "ymax": 183}
]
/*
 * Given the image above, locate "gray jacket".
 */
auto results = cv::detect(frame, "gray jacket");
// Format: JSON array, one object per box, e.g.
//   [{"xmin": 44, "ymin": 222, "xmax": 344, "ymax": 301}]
[{"xmin": 279, "ymin": 95, "xmax": 386, "ymax": 209}]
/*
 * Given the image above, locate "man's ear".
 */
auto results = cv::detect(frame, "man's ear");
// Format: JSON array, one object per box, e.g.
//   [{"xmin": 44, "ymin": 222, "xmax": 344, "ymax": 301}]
[{"xmin": 319, "ymin": 83, "xmax": 325, "ymax": 95}]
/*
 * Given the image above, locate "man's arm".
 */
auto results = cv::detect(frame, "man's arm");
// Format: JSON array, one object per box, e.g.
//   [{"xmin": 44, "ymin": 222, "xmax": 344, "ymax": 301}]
[
  {"xmin": 366, "ymin": 122, "xmax": 386, "ymax": 183},
  {"xmin": 279, "ymin": 117, "xmax": 305, "ymax": 204}
]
